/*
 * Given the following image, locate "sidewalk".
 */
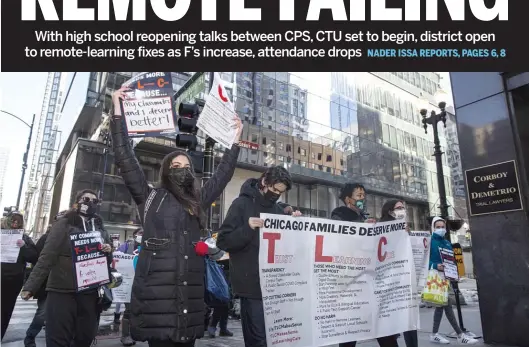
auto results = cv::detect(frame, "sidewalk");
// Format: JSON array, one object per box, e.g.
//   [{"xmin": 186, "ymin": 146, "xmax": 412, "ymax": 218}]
[{"xmin": 1, "ymin": 305, "xmax": 509, "ymax": 347}]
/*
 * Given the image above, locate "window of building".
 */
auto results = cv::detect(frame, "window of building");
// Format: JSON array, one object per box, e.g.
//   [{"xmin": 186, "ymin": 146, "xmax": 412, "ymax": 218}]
[
  {"xmin": 382, "ymin": 124, "xmax": 390, "ymax": 145},
  {"xmin": 262, "ymin": 137, "xmax": 267, "ymax": 145},
  {"xmin": 397, "ymin": 129, "xmax": 404, "ymax": 151},
  {"xmin": 300, "ymin": 148, "xmax": 306, "ymax": 156},
  {"xmin": 389, "ymin": 126, "xmax": 397, "ymax": 149},
  {"xmin": 417, "ymin": 137, "xmax": 423, "ymax": 157},
  {"xmin": 286, "ymin": 144, "xmax": 292, "ymax": 152},
  {"xmin": 251, "ymin": 134, "xmax": 258, "ymax": 143}
]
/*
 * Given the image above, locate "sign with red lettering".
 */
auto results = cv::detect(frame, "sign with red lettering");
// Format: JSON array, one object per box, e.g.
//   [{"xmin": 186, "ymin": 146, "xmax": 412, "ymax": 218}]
[
  {"xmin": 120, "ymin": 72, "xmax": 178, "ymax": 138},
  {"xmin": 258, "ymin": 214, "xmax": 418, "ymax": 347},
  {"xmin": 69, "ymin": 230, "xmax": 110, "ymax": 292}
]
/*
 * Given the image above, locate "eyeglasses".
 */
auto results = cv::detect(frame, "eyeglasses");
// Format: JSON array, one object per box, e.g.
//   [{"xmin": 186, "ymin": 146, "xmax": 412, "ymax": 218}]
[{"xmin": 80, "ymin": 197, "xmax": 100, "ymax": 204}]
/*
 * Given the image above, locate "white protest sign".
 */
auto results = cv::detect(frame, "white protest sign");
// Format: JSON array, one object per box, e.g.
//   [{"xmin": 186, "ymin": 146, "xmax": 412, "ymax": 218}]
[
  {"xmin": 409, "ymin": 231, "xmax": 431, "ymax": 329},
  {"xmin": 0, "ymin": 229, "xmax": 23, "ymax": 263},
  {"xmin": 259, "ymin": 214, "xmax": 418, "ymax": 347},
  {"xmin": 196, "ymin": 73, "xmax": 237, "ymax": 148},
  {"xmin": 112, "ymin": 251, "xmax": 135, "ymax": 303},
  {"xmin": 121, "ymin": 72, "xmax": 177, "ymax": 137},
  {"xmin": 439, "ymin": 248, "xmax": 459, "ymax": 281}
]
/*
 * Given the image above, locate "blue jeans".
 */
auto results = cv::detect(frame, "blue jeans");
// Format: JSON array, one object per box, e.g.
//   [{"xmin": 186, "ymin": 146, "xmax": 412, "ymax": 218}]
[{"xmin": 25, "ymin": 297, "xmax": 46, "ymax": 341}]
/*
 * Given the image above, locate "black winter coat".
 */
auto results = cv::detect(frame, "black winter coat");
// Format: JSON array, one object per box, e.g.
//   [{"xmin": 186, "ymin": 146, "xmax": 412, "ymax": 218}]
[
  {"xmin": 331, "ymin": 206, "xmax": 366, "ymax": 222},
  {"xmin": 33, "ymin": 232, "xmax": 50, "ymax": 299},
  {"xmin": 110, "ymin": 116, "xmax": 240, "ymax": 343},
  {"xmin": 1, "ymin": 233, "xmax": 38, "ymax": 279},
  {"xmin": 216, "ymin": 178, "xmax": 286, "ymax": 299},
  {"xmin": 23, "ymin": 212, "xmax": 113, "ymax": 294}
]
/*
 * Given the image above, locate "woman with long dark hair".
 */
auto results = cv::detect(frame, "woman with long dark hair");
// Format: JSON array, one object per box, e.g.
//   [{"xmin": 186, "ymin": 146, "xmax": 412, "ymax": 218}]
[
  {"xmin": 110, "ymin": 87, "xmax": 242, "ymax": 347},
  {"xmin": 21, "ymin": 189, "xmax": 113, "ymax": 347}
]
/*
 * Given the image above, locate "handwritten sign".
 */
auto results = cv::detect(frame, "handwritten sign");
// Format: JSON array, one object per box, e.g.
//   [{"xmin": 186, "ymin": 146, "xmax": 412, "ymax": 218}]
[
  {"xmin": 196, "ymin": 73, "xmax": 237, "ymax": 148},
  {"xmin": 1, "ymin": 229, "xmax": 23, "ymax": 263},
  {"xmin": 120, "ymin": 72, "xmax": 177, "ymax": 138},
  {"xmin": 439, "ymin": 248, "xmax": 459, "ymax": 281},
  {"xmin": 70, "ymin": 230, "xmax": 110, "ymax": 292}
]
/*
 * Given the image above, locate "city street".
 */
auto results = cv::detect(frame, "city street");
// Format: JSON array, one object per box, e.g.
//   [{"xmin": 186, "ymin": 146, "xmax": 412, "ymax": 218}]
[{"xmin": 2, "ymin": 279, "xmax": 509, "ymax": 347}]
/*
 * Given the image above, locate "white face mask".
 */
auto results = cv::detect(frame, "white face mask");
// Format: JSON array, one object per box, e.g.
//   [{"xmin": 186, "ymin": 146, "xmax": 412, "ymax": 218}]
[
  {"xmin": 394, "ymin": 210, "xmax": 407, "ymax": 220},
  {"xmin": 135, "ymin": 235, "xmax": 142, "ymax": 243},
  {"xmin": 434, "ymin": 228, "xmax": 447, "ymax": 237}
]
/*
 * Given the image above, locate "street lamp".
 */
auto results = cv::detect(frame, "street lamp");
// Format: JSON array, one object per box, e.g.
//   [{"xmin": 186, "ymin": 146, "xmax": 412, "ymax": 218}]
[
  {"xmin": 419, "ymin": 90, "xmax": 450, "ymax": 220},
  {"xmin": 0, "ymin": 110, "xmax": 35, "ymax": 210}
]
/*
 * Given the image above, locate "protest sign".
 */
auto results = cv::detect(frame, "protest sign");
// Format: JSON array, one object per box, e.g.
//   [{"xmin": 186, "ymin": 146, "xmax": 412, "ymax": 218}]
[
  {"xmin": 452, "ymin": 243, "xmax": 466, "ymax": 278},
  {"xmin": 70, "ymin": 230, "xmax": 110, "ymax": 292},
  {"xmin": 196, "ymin": 73, "xmax": 237, "ymax": 148},
  {"xmin": 1, "ymin": 229, "xmax": 23, "ymax": 263},
  {"xmin": 439, "ymin": 248, "xmax": 459, "ymax": 281},
  {"xmin": 120, "ymin": 72, "xmax": 177, "ymax": 138},
  {"xmin": 409, "ymin": 231, "xmax": 431, "ymax": 294},
  {"xmin": 111, "ymin": 251, "xmax": 135, "ymax": 303},
  {"xmin": 259, "ymin": 214, "xmax": 418, "ymax": 347}
]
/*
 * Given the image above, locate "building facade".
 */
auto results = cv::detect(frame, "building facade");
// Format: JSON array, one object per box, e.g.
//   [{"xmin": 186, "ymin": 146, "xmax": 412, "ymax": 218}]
[
  {"xmin": 451, "ymin": 72, "xmax": 529, "ymax": 347},
  {"xmin": 47, "ymin": 71, "xmax": 466, "ymax": 242},
  {"xmin": 23, "ymin": 72, "xmax": 67, "ymax": 234}
]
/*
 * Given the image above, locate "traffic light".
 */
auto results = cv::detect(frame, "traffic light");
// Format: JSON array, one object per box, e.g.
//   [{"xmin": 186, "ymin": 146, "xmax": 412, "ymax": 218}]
[
  {"xmin": 3, "ymin": 206, "xmax": 14, "ymax": 217},
  {"xmin": 175, "ymin": 102, "xmax": 200, "ymax": 151}
]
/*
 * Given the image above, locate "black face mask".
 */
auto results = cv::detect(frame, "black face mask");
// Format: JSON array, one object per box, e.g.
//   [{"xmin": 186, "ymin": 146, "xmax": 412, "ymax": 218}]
[
  {"xmin": 264, "ymin": 190, "xmax": 281, "ymax": 203},
  {"xmin": 168, "ymin": 168, "xmax": 195, "ymax": 187},
  {"xmin": 78, "ymin": 201, "xmax": 96, "ymax": 217}
]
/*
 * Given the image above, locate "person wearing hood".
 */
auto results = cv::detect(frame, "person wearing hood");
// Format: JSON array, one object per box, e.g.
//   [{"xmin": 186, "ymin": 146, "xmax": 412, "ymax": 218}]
[
  {"xmin": 21, "ymin": 190, "xmax": 113, "ymax": 347},
  {"xmin": 1, "ymin": 212, "xmax": 38, "ymax": 340},
  {"xmin": 216, "ymin": 166, "xmax": 301, "ymax": 347},
  {"xmin": 115, "ymin": 227, "xmax": 143, "ymax": 347},
  {"xmin": 331, "ymin": 183, "xmax": 376, "ymax": 223},
  {"xmin": 428, "ymin": 217, "xmax": 478, "ymax": 345},
  {"xmin": 110, "ymin": 87, "xmax": 242, "ymax": 347}
]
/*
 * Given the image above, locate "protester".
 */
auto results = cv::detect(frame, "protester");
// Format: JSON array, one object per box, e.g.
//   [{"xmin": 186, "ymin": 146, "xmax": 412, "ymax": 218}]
[
  {"xmin": 115, "ymin": 228, "xmax": 143, "ymax": 347},
  {"xmin": 429, "ymin": 217, "xmax": 478, "ymax": 345},
  {"xmin": 331, "ymin": 183, "xmax": 376, "ymax": 223},
  {"xmin": 216, "ymin": 166, "xmax": 301, "ymax": 347},
  {"xmin": 110, "ymin": 87, "xmax": 242, "ymax": 347},
  {"xmin": 207, "ymin": 262, "xmax": 233, "ymax": 338},
  {"xmin": 379, "ymin": 200, "xmax": 416, "ymax": 347},
  {"xmin": 24, "ymin": 225, "xmax": 53, "ymax": 347},
  {"xmin": 1, "ymin": 212, "xmax": 38, "ymax": 340},
  {"xmin": 21, "ymin": 189, "xmax": 114, "ymax": 347}
]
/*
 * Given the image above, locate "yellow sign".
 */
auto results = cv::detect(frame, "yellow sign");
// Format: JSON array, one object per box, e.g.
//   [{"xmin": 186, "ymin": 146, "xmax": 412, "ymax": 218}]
[{"xmin": 453, "ymin": 245, "xmax": 465, "ymax": 277}]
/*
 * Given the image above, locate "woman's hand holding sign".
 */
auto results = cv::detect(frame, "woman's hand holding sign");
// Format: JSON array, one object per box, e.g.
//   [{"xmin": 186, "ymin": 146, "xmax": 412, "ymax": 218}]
[
  {"xmin": 112, "ymin": 86, "xmax": 132, "ymax": 117},
  {"xmin": 232, "ymin": 116, "xmax": 243, "ymax": 144}
]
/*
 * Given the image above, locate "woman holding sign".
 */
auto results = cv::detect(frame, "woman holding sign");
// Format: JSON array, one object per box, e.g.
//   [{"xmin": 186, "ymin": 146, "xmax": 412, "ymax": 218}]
[
  {"xmin": 21, "ymin": 190, "xmax": 114, "ymax": 347},
  {"xmin": 428, "ymin": 217, "xmax": 478, "ymax": 345},
  {"xmin": 110, "ymin": 87, "xmax": 242, "ymax": 347}
]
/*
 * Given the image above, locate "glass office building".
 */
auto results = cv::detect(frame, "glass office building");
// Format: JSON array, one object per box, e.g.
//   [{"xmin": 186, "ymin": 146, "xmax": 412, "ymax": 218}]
[{"xmin": 50, "ymin": 71, "xmax": 460, "ymax": 239}]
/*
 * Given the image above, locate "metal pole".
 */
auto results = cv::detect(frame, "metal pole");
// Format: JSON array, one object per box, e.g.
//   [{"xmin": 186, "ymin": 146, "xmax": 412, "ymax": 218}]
[
  {"xmin": 202, "ymin": 72, "xmax": 216, "ymax": 229},
  {"xmin": 98, "ymin": 131, "xmax": 110, "ymax": 213},
  {"xmin": 16, "ymin": 114, "xmax": 35, "ymax": 210},
  {"xmin": 431, "ymin": 116, "xmax": 450, "ymax": 220}
]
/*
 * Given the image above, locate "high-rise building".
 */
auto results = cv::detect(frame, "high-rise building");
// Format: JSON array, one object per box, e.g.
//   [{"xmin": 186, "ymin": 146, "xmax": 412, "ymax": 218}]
[
  {"xmin": 46, "ymin": 71, "xmax": 466, "ymax": 242},
  {"xmin": 23, "ymin": 72, "xmax": 67, "ymax": 234},
  {"xmin": 0, "ymin": 147, "xmax": 10, "ymax": 208}
]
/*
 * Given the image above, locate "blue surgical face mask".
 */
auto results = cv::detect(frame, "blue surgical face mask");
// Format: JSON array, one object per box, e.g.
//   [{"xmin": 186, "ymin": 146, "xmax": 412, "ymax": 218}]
[{"xmin": 434, "ymin": 228, "xmax": 447, "ymax": 237}]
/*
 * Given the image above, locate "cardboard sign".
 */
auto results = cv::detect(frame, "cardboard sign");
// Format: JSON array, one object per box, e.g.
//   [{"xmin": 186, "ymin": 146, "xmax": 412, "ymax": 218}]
[
  {"xmin": 70, "ymin": 230, "xmax": 110, "ymax": 292},
  {"xmin": 120, "ymin": 72, "xmax": 177, "ymax": 138}
]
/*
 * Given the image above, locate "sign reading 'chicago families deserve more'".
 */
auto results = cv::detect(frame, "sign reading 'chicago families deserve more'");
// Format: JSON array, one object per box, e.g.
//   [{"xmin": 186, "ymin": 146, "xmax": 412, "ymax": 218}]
[
  {"xmin": 120, "ymin": 72, "xmax": 177, "ymax": 138},
  {"xmin": 258, "ymin": 214, "xmax": 419, "ymax": 347},
  {"xmin": 70, "ymin": 230, "xmax": 110, "ymax": 292},
  {"xmin": 465, "ymin": 160, "xmax": 523, "ymax": 216}
]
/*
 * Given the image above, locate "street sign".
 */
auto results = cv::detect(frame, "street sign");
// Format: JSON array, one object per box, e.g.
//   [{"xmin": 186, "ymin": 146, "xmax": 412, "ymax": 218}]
[{"xmin": 465, "ymin": 160, "xmax": 524, "ymax": 216}]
